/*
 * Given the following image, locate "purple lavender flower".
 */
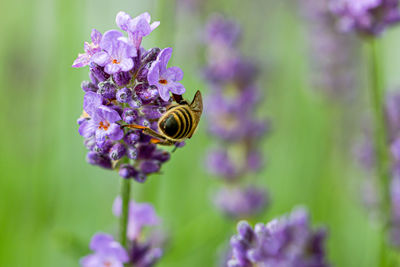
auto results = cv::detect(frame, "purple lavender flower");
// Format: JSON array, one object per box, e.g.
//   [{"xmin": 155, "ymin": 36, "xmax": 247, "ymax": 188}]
[
  {"xmin": 74, "ymin": 11, "xmax": 194, "ymax": 180},
  {"xmin": 87, "ymin": 151, "xmax": 112, "ymax": 169},
  {"xmin": 356, "ymin": 90, "xmax": 400, "ymax": 247},
  {"xmin": 116, "ymin": 12, "xmax": 160, "ymax": 49},
  {"xmin": 79, "ymin": 102, "xmax": 124, "ymax": 144},
  {"xmin": 113, "ymin": 196, "xmax": 160, "ymax": 241},
  {"xmin": 73, "ymin": 29, "xmax": 102, "ymax": 68},
  {"xmin": 206, "ymin": 149, "xmax": 238, "ymax": 179},
  {"xmin": 300, "ymin": 0, "xmax": 359, "ymax": 99},
  {"xmin": 92, "ymin": 30, "xmax": 136, "ymax": 74},
  {"xmin": 116, "ymin": 87, "xmax": 132, "ymax": 103},
  {"xmin": 130, "ymin": 244, "xmax": 163, "ymax": 267},
  {"xmin": 329, "ymin": 0, "xmax": 400, "ymax": 35},
  {"xmin": 206, "ymin": 14, "xmax": 241, "ymax": 47},
  {"xmin": 227, "ymin": 208, "xmax": 330, "ymax": 267},
  {"xmin": 80, "ymin": 233, "xmax": 129, "ymax": 267},
  {"xmin": 111, "ymin": 196, "xmax": 164, "ymax": 267},
  {"xmin": 82, "ymin": 195, "xmax": 164, "ymax": 267},
  {"xmin": 214, "ymin": 187, "xmax": 269, "ymax": 219},
  {"xmin": 147, "ymin": 47, "xmax": 185, "ymax": 101},
  {"xmin": 203, "ymin": 15, "xmax": 269, "ymax": 218}
]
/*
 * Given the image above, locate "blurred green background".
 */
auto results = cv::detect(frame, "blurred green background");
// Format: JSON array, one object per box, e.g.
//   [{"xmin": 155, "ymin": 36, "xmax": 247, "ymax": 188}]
[{"xmin": 3, "ymin": 0, "xmax": 400, "ymax": 266}]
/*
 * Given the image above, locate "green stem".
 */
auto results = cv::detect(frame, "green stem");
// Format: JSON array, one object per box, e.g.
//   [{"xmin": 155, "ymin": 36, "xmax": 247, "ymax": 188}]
[
  {"xmin": 368, "ymin": 38, "xmax": 391, "ymax": 266},
  {"xmin": 119, "ymin": 178, "xmax": 131, "ymax": 248}
]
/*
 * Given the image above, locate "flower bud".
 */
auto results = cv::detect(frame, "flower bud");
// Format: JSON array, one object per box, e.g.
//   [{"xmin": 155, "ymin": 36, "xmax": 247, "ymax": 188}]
[
  {"xmin": 109, "ymin": 143, "xmax": 126, "ymax": 161},
  {"xmin": 117, "ymin": 87, "xmax": 132, "ymax": 103},
  {"xmin": 135, "ymin": 84, "xmax": 158, "ymax": 104},
  {"xmin": 142, "ymin": 105, "xmax": 163, "ymax": 120},
  {"xmin": 152, "ymin": 150, "xmax": 170, "ymax": 163},
  {"xmin": 122, "ymin": 108, "xmax": 138, "ymax": 124},
  {"xmin": 137, "ymin": 144, "xmax": 156, "ymax": 159},
  {"xmin": 124, "ymin": 131, "xmax": 140, "ymax": 145},
  {"xmin": 93, "ymin": 140, "xmax": 113, "ymax": 154},
  {"xmin": 127, "ymin": 146, "xmax": 138, "ymax": 159},
  {"xmin": 81, "ymin": 80, "xmax": 98, "ymax": 92},
  {"xmin": 86, "ymin": 151, "xmax": 112, "ymax": 169},
  {"xmin": 140, "ymin": 160, "xmax": 160, "ymax": 174},
  {"xmin": 113, "ymin": 71, "xmax": 131, "ymax": 86},
  {"xmin": 97, "ymin": 81, "xmax": 117, "ymax": 99},
  {"xmin": 90, "ymin": 64, "xmax": 110, "ymax": 82},
  {"xmin": 141, "ymin": 47, "xmax": 161, "ymax": 65},
  {"xmin": 118, "ymin": 164, "xmax": 138, "ymax": 179},
  {"xmin": 134, "ymin": 172, "xmax": 147, "ymax": 183}
]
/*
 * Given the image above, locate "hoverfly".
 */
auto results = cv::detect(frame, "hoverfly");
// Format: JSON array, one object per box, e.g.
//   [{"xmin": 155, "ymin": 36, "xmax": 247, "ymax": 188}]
[{"xmin": 126, "ymin": 90, "xmax": 203, "ymax": 146}]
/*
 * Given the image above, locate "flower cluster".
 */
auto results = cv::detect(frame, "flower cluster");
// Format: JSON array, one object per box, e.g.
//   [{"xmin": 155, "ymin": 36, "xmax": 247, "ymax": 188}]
[
  {"xmin": 203, "ymin": 14, "xmax": 269, "ymax": 219},
  {"xmin": 73, "ymin": 12, "xmax": 186, "ymax": 181},
  {"xmin": 81, "ymin": 197, "xmax": 163, "ymax": 267},
  {"xmin": 329, "ymin": 0, "xmax": 400, "ymax": 36},
  {"xmin": 81, "ymin": 233, "xmax": 129, "ymax": 267},
  {"xmin": 356, "ymin": 90, "xmax": 400, "ymax": 246},
  {"xmin": 300, "ymin": 0, "xmax": 359, "ymax": 99},
  {"xmin": 227, "ymin": 208, "xmax": 329, "ymax": 267}
]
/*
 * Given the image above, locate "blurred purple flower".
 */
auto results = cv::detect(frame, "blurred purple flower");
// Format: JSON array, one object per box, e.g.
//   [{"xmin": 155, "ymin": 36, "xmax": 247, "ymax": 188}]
[
  {"xmin": 92, "ymin": 30, "xmax": 136, "ymax": 74},
  {"xmin": 113, "ymin": 196, "xmax": 160, "ymax": 241},
  {"xmin": 73, "ymin": 29, "xmax": 102, "ymax": 68},
  {"xmin": 300, "ymin": 0, "xmax": 359, "ymax": 99},
  {"xmin": 80, "ymin": 233, "xmax": 129, "ymax": 267},
  {"xmin": 214, "ymin": 187, "xmax": 268, "ymax": 219},
  {"xmin": 385, "ymin": 91, "xmax": 400, "ymax": 140},
  {"xmin": 227, "ymin": 208, "xmax": 330, "ymax": 267},
  {"xmin": 206, "ymin": 149, "xmax": 238, "ymax": 179},
  {"xmin": 391, "ymin": 167, "xmax": 400, "ymax": 246},
  {"xmin": 148, "ymin": 47, "xmax": 185, "ymax": 101},
  {"xmin": 203, "ymin": 14, "xmax": 269, "ymax": 219},
  {"xmin": 206, "ymin": 14, "xmax": 241, "ymax": 47},
  {"xmin": 116, "ymin": 11, "xmax": 160, "ymax": 49},
  {"xmin": 356, "ymin": 90, "xmax": 400, "ymax": 247},
  {"xmin": 329, "ymin": 0, "xmax": 400, "ymax": 35}
]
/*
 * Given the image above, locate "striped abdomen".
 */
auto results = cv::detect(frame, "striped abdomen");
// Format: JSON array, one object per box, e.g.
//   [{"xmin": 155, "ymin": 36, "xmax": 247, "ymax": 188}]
[{"xmin": 158, "ymin": 105, "xmax": 194, "ymax": 140}]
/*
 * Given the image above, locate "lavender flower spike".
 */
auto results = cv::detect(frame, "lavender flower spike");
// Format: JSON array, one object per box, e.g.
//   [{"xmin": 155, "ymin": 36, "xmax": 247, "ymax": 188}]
[
  {"xmin": 75, "ymin": 11, "xmax": 189, "ymax": 179},
  {"xmin": 203, "ymin": 15, "xmax": 269, "ymax": 219},
  {"xmin": 116, "ymin": 11, "xmax": 160, "ymax": 49},
  {"xmin": 80, "ymin": 233, "xmax": 129, "ymax": 267},
  {"xmin": 227, "ymin": 208, "xmax": 330, "ymax": 267},
  {"xmin": 148, "ymin": 47, "xmax": 185, "ymax": 101},
  {"xmin": 92, "ymin": 30, "xmax": 137, "ymax": 74},
  {"xmin": 72, "ymin": 29, "xmax": 102, "ymax": 68},
  {"xmin": 113, "ymin": 196, "xmax": 160, "ymax": 241},
  {"xmin": 329, "ymin": 0, "xmax": 400, "ymax": 35}
]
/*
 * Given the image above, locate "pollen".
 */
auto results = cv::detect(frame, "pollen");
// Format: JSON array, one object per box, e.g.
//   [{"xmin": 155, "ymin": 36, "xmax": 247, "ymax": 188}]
[
  {"xmin": 112, "ymin": 59, "xmax": 120, "ymax": 64},
  {"xmin": 159, "ymin": 79, "xmax": 168, "ymax": 85},
  {"xmin": 98, "ymin": 121, "xmax": 110, "ymax": 130},
  {"xmin": 80, "ymin": 110, "xmax": 90, "ymax": 119}
]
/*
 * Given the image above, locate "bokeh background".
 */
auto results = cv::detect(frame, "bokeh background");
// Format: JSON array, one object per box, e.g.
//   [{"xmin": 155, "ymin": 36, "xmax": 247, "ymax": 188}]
[{"xmin": 2, "ymin": 0, "xmax": 400, "ymax": 266}]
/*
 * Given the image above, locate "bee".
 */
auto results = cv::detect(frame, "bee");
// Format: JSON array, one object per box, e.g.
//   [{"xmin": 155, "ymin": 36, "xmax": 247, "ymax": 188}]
[{"xmin": 126, "ymin": 90, "xmax": 203, "ymax": 146}]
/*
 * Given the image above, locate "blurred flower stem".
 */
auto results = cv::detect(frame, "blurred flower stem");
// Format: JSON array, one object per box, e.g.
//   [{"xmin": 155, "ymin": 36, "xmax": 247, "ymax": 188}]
[
  {"xmin": 119, "ymin": 178, "xmax": 131, "ymax": 248},
  {"xmin": 368, "ymin": 38, "xmax": 390, "ymax": 216},
  {"xmin": 368, "ymin": 38, "xmax": 391, "ymax": 265}
]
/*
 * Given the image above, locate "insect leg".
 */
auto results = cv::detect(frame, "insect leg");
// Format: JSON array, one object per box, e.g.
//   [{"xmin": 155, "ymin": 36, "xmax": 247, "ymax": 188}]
[
  {"xmin": 125, "ymin": 124, "xmax": 175, "ymax": 146},
  {"xmin": 125, "ymin": 124, "xmax": 166, "ymax": 140}
]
